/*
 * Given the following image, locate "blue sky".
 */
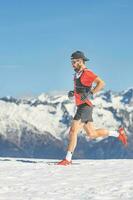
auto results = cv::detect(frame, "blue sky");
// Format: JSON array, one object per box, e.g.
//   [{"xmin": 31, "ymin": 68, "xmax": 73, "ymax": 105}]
[{"xmin": 0, "ymin": 0, "xmax": 133, "ymax": 97}]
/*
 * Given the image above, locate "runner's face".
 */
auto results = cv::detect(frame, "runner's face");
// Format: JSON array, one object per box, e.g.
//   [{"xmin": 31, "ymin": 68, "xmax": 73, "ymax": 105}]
[{"xmin": 71, "ymin": 59, "xmax": 83, "ymax": 71}]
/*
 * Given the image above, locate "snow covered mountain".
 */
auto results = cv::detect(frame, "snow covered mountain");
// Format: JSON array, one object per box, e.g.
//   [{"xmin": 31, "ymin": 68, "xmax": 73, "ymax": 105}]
[{"xmin": 0, "ymin": 88, "xmax": 133, "ymax": 159}]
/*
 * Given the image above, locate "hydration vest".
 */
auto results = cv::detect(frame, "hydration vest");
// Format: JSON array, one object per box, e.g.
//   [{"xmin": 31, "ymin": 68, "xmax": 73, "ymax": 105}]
[{"xmin": 74, "ymin": 68, "xmax": 94, "ymax": 106}]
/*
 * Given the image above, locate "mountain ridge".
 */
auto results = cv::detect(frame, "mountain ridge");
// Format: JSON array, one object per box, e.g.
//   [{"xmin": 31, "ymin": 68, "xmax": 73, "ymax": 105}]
[{"xmin": 0, "ymin": 88, "xmax": 132, "ymax": 159}]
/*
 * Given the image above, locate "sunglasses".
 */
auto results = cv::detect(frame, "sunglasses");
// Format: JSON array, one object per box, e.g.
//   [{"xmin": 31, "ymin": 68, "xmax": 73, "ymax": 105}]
[{"xmin": 71, "ymin": 59, "xmax": 81, "ymax": 64}]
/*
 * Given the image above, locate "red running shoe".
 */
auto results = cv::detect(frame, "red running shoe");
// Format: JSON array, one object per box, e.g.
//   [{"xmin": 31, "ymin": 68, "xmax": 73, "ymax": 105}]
[
  {"xmin": 118, "ymin": 127, "xmax": 128, "ymax": 147},
  {"xmin": 57, "ymin": 159, "xmax": 72, "ymax": 166}
]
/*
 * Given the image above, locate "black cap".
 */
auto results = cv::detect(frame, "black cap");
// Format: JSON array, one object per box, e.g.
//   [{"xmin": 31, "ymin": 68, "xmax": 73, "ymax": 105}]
[{"xmin": 71, "ymin": 51, "xmax": 89, "ymax": 61}]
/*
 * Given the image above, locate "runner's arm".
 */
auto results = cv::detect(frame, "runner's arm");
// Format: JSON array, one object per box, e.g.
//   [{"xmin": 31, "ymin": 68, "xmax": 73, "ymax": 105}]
[{"xmin": 91, "ymin": 77, "xmax": 105, "ymax": 94}]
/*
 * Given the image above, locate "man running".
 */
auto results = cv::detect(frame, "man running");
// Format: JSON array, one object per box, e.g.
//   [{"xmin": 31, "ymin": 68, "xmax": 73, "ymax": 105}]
[{"xmin": 58, "ymin": 51, "xmax": 128, "ymax": 166}]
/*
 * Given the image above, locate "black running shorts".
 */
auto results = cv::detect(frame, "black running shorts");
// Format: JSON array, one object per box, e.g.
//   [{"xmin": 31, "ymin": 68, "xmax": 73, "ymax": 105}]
[{"xmin": 73, "ymin": 103, "xmax": 93, "ymax": 123}]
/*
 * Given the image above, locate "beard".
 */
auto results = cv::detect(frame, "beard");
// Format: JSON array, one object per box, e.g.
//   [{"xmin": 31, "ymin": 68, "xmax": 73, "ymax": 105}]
[{"xmin": 74, "ymin": 64, "xmax": 82, "ymax": 72}]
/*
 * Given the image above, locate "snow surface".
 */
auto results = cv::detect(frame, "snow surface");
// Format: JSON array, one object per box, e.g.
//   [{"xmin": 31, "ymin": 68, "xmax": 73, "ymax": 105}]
[{"xmin": 0, "ymin": 157, "xmax": 133, "ymax": 200}]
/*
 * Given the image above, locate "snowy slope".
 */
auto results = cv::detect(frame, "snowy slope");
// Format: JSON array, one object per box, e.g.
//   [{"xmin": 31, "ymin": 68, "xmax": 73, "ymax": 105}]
[
  {"xmin": 0, "ymin": 88, "xmax": 132, "ymax": 158},
  {"xmin": 0, "ymin": 158, "xmax": 133, "ymax": 200}
]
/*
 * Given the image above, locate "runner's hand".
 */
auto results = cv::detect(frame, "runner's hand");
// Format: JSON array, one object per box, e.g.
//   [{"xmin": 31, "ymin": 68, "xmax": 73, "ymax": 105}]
[{"xmin": 68, "ymin": 90, "xmax": 74, "ymax": 98}]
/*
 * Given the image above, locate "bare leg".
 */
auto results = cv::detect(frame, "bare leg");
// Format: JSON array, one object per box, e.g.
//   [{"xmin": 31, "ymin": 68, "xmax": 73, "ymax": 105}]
[
  {"xmin": 84, "ymin": 122, "xmax": 109, "ymax": 139},
  {"xmin": 67, "ymin": 120, "xmax": 84, "ymax": 152}
]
